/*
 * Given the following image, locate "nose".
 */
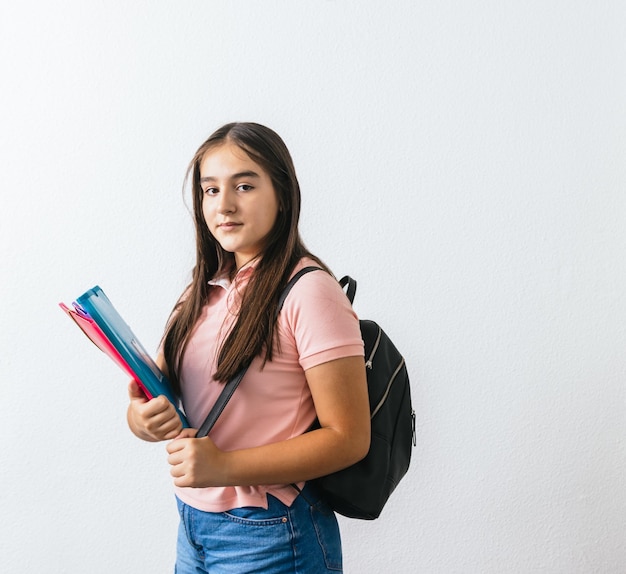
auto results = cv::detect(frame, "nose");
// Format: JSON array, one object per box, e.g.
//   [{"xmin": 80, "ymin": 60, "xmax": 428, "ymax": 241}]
[{"xmin": 217, "ymin": 189, "xmax": 236, "ymax": 214}]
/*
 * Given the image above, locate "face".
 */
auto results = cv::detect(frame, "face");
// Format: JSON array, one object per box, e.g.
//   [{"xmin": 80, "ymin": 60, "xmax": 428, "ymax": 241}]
[{"xmin": 200, "ymin": 142, "xmax": 280, "ymax": 269}]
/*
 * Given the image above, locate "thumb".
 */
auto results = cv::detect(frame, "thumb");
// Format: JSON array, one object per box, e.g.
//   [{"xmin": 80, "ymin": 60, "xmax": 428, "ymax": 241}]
[
  {"xmin": 174, "ymin": 427, "xmax": 198, "ymax": 440},
  {"xmin": 128, "ymin": 379, "xmax": 148, "ymax": 401}
]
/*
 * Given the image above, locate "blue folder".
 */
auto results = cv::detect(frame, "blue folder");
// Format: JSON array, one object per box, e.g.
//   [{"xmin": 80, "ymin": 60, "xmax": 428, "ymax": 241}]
[{"xmin": 74, "ymin": 286, "xmax": 189, "ymax": 428}]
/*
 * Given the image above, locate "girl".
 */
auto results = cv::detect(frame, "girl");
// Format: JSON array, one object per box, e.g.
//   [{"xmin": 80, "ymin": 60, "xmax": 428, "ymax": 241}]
[{"xmin": 127, "ymin": 122, "xmax": 370, "ymax": 573}]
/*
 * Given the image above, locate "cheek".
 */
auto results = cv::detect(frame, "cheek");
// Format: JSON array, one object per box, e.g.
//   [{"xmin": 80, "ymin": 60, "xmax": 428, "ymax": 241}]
[
  {"xmin": 262, "ymin": 208, "xmax": 279, "ymax": 233},
  {"xmin": 263, "ymin": 197, "xmax": 280, "ymax": 230},
  {"xmin": 201, "ymin": 198, "xmax": 214, "ymax": 227}
]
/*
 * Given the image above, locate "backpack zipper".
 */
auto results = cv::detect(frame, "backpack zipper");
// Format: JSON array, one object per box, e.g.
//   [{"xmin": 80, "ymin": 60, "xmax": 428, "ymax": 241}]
[
  {"xmin": 370, "ymin": 358, "xmax": 405, "ymax": 418},
  {"xmin": 365, "ymin": 325, "xmax": 382, "ymax": 369}
]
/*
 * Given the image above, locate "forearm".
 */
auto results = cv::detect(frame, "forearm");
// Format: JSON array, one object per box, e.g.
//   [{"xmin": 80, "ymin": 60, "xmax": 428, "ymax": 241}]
[
  {"xmin": 168, "ymin": 356, "xmax": 371, "ymax": 489},
  {"xmin": 213, "ymin": 356, "xmax": 371, "ymax": 486},
  {"xmin": 219, "ymin": 424, "xmax": 369, "ymax": 487}
]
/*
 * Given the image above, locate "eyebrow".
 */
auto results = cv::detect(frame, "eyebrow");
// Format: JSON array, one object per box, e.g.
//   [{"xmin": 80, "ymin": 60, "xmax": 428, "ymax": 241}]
[{"xmin": 200, "ymin": 171, "xmax": 261, "ymax": 184}]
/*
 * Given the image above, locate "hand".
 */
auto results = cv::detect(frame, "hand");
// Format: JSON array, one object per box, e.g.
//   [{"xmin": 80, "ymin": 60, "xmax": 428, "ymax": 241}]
[
  {"xmin": 166, "ymin": 432, "xmax": 228, "ymax": 488},
  {"xmin": 127, "ymin": 380, "xmax": 183, "ymax": 442}
]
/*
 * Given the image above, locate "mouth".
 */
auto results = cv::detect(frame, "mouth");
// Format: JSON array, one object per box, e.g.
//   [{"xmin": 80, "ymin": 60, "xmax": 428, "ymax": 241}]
[{"xmin": 218, "ymin": 222, "xmax": 242, "ymax": 230}]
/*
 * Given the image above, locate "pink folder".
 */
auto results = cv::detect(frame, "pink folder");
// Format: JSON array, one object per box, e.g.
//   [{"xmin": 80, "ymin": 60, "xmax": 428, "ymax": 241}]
[{"xmin": 59, "ymin": 302, "xmax": 155, "ymax": 399}]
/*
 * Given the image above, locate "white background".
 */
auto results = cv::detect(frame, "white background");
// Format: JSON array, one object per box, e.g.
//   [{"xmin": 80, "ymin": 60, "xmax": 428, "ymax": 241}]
[{"xmin": 1, "ymin": 1, "xmax": 625, "ymax": 572}]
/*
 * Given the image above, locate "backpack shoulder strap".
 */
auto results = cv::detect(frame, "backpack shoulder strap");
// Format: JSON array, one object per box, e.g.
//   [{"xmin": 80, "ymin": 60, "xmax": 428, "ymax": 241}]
[
  {"xmin": 339, "ymin": 275, "xmax": 357, "ymax": 304},
  {"xmin": 277, "ymin": 266, "xmax": 323, "ymax": 311},
  {"xmin": 195, "ymin": 265, "xmax": 323, "ymax": 438}
]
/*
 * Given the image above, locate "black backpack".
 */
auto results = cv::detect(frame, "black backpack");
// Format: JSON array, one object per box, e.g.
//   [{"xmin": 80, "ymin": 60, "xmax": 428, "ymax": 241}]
[
  {"xmin": 196, "ymin": 267, "xmax": 415, "ymax": 520},
  {"xmin": 307, "ymin": 273, "xmax": 415, "ymax": 519}
]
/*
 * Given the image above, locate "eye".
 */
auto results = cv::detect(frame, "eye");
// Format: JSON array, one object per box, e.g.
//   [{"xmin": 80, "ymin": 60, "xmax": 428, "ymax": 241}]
[
  {"xmin": 203, "ymin": 187, "xmax": 219, "ymax": 196},
  {"xmin": 236, "ymin": 184, "xmax": 253, "ymax": 192}
]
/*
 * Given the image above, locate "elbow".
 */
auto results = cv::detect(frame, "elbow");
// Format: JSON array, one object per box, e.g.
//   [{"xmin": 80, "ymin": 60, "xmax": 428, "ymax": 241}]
[{"xmin": 350, "ymin": 425, "xmax": 371, "ymax": 465}]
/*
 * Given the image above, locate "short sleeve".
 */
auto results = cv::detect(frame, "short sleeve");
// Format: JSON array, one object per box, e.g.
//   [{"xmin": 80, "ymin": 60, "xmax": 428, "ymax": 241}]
[{"xmin": 281, "ymin": 269, "xmax": 364, "ymax": 371}]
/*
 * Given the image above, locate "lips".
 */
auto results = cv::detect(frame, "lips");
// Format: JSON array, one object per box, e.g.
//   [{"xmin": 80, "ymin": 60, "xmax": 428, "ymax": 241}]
[{"xmin": 218, "ymin": 222, "xmax": 242, "ymax": 229}]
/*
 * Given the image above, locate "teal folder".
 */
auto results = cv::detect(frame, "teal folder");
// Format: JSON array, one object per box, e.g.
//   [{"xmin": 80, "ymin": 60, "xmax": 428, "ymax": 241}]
[{"xmin": 66, "ymin": 286, "xmax": 189, "ymax": 428}]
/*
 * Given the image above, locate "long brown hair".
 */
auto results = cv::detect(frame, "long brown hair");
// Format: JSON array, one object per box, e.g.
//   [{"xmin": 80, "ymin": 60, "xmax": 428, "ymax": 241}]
[{"xmin": 163, "ymin": 122, "xmax": 328, "ymax": 392}]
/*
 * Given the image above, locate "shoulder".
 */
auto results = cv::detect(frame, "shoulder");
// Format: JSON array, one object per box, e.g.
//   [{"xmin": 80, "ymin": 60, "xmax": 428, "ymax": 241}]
[
  {"xmin": 288, "ymin": 258, "xmax": 341, "ymax": 296},
  {"xmin": 282, "ymin": 257, "xmax": 354, "ymax": 319},
  {"xmin": 280, "ymin": 258, "xmax": 363, "ymax": 365}
]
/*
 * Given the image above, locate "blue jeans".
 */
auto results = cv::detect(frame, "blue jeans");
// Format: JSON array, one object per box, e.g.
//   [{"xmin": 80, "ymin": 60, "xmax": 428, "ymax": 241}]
[{"xmin": 174, "ymin": 484, "xmax": 343, "ymax": 573}]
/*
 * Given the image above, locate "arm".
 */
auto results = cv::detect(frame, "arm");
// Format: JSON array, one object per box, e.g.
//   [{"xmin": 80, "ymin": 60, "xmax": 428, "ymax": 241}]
[
  {"xmin": 127, "ymin": 353, "xmax": 183, "ymax": 442},
  {"xmin": 166, "ymin": 355, "xmax": 370, "ymax": 487}
]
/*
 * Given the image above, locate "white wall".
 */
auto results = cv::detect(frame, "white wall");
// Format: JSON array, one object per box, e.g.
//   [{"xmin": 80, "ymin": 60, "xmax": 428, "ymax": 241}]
[{"xmin": 2, "ymin": 1, "xmax": 625, "ymax": 572}]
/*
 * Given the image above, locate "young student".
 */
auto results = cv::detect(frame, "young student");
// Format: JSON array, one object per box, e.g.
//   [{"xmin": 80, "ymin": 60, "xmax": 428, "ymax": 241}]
[{"xmin": 126, "ymin": 122, "xmax": 370, "ymax": 573}]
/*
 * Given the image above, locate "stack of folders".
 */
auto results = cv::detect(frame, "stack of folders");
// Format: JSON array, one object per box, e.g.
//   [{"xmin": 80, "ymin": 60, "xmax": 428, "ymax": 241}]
[{"xmin": 60, "ymin": 286, "xmax": 189, "ymax": 428}]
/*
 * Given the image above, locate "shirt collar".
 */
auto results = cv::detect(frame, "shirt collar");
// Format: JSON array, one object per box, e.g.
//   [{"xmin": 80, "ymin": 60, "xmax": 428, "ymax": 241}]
[{"xmin": 208, "ymin": 258, "xmax": 259, "ymax": 291}]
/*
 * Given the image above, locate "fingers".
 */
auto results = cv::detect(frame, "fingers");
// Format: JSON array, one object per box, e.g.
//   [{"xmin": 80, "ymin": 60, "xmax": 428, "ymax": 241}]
[
  {"xmin": 166, "ymin": 438, "xmax": 191, "ymax": 483},
  {"xmin": 144, "ymin": 404, "xmax": 183, "ymax": 439},
  {"xmin": 167, "ymin": 436, "xmax": 199, "ymax": 485},
  {"xmin": 129, "ymin": 391, "xmax": 183, "ymax": 441},
  {"xmin": 166, "ymin": 431, "xmax": 196, "ymax": 454},
  {"xmin": 141, "ymin": 394, "xmax": 171, "ymax": 417},
  {"xmin": 165, "ymin": 436, "xmax": 224, "ymax": 488},
  {"xmin": 166, "ymin": 440, "xmax": 185, "ymax": 460}
]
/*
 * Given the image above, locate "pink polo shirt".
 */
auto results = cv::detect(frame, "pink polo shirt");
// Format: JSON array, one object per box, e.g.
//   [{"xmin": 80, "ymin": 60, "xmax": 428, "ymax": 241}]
[{"xmin": 174, "ymin": 258, "xmax": 364, "ymax": 512}]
